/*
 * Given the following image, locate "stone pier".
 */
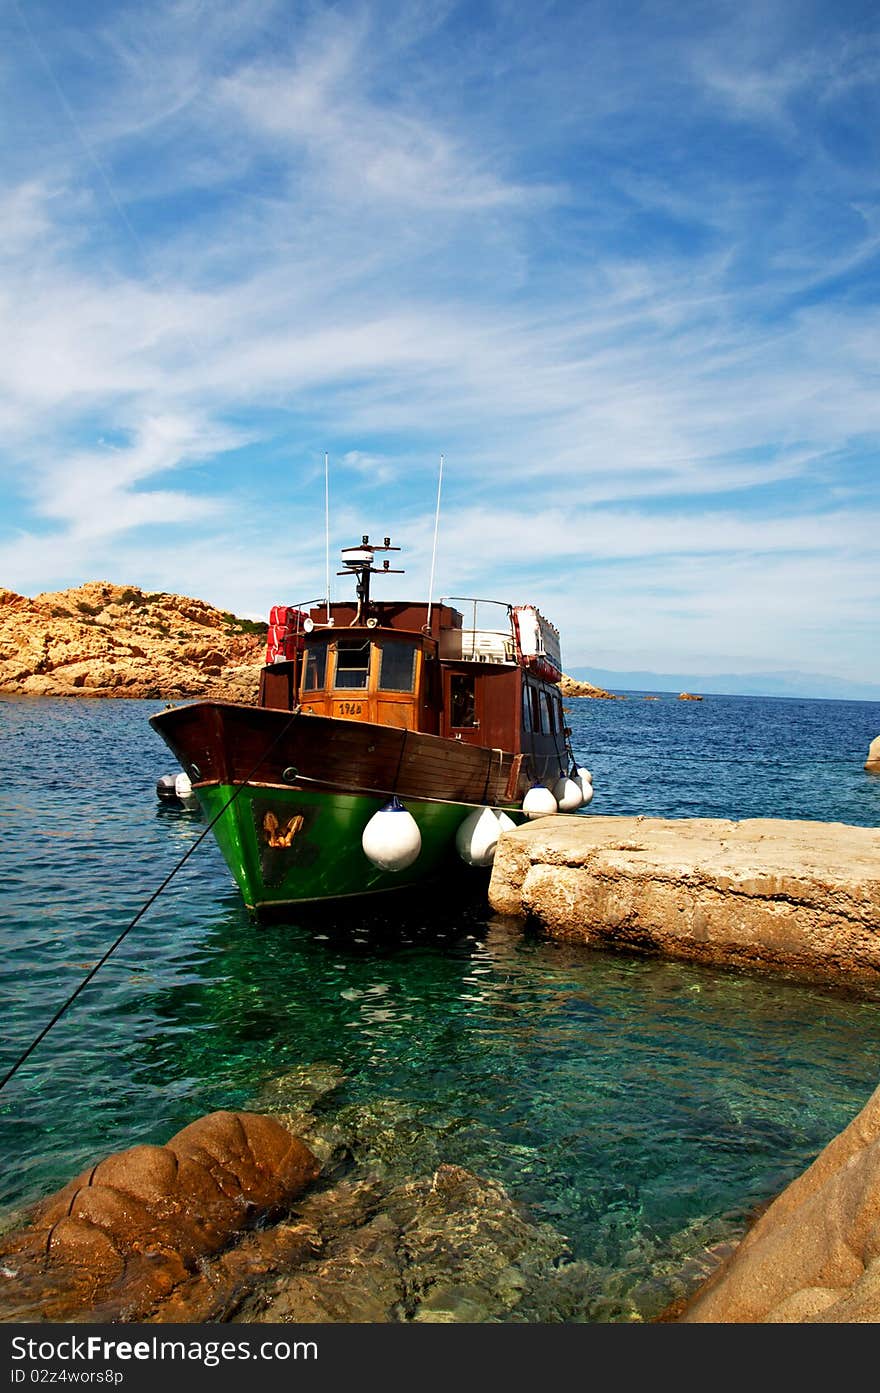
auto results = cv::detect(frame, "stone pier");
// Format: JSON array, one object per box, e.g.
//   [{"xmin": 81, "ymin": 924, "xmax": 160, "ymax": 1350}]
[{"xmin": 488, "ymin": 815, "xmax": 880, "ymax": 986}]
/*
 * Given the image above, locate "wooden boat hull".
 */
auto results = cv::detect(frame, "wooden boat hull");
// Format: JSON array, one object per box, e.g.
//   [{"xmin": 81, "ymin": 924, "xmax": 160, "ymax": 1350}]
[{"xmin": 150, "ymin": 702, "xmax": 540, "ymax": 915}]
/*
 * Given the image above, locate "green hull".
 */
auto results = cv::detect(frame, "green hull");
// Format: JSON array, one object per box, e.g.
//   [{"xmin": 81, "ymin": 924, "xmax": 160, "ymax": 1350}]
[{"xmin": 197, "ymin": 783, "xmax": 507, "ymax": 915}]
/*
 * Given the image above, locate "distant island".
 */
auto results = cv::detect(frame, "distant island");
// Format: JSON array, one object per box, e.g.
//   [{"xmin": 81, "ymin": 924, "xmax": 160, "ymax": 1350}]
[{"xmin": 567, "ymin": 665, "xmax": 880, "ymax": 703}]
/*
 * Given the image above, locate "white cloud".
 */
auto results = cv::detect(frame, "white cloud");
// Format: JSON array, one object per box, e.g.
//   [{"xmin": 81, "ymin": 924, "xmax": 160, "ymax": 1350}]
[{"xmin": 1, "ymin": 0, "xmax": 878, "ymax": 681}]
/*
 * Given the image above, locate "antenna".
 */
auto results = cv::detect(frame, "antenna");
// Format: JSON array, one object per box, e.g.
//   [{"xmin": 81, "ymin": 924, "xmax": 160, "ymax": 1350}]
[
  {"xmin": 425, "ymin": 454, "xmax": 444, "ymax": 634},
  {"xmin": 324, "ymin": 451, "xmax": 331, "ymax": 624}
]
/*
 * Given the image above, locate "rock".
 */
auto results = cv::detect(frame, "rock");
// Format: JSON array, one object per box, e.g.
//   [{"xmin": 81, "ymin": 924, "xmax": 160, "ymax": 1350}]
[
  {"xmin": 386, "ymin": 1164, "xmax": 571, "ymax": 1322},
  {"xmin": 558, "ymin": 674, "xmax": 623, "ymax": 700},
  {"xmin": 253, "ymin": 1068, "xmax": 353, "ymax": 1181},
  {"xmin": 0, "ymin": 1089, "xmax": 604, "ymax": 1326},
  {"xmin": 866, "ymin": 736, "xmax": 880, "ymax": 773},
  {"xmin": 0, "ymin": 1075, "xmax": 580, "ymax": 1326},
  {"xmin": 251, "ymin": 1061, "xmax": 346, "ymax": 1111},
  {"xmin": 239, "ymin": 1210, "xmax": 405, "ymax": 1323},
  {"xmin": 150, "ymin": 1222, "xmax": 320, "ymax": 1324},
  {"xmin": 488, "ymin": 815, "xmax": 880, "ymax": 986},
  {"xmin": 237, "ymin": 1164, "xmax": 574, "ymax": 1325},
  {"xmin": 0, "ymin": 1110, "xmax": 320, "ymax": 1322},
  {"xmin": 0, "ymin": 582, "xmax": 266, "ymax": 700},
  {"xmin": 678, "ymin": 692, "xmax": 704, "ymax": 701},
  {"xmin": 678, "ymin": 1079, "xmax": 880, "ymax": 1322}
]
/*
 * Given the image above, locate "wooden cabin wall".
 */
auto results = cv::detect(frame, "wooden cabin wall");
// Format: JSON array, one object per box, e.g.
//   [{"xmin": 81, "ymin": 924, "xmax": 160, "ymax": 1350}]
[
  {"xmin": 441, "ymin": 664, "xmax": 520, "ymax": 748},
  {"xmin": 259, "ymin": 662, "xmax": 299, "ymax": 711},
  {"xmin": 296, "ymin": 632, "xmax": 441, "ymax": 734},
  {"xmin": 309, "ymin": 602, "xmax": 461, "ymax": 638}
]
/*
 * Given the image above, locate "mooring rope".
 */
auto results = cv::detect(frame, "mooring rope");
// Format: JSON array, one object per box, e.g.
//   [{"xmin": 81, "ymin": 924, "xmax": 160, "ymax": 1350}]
[{"xmin": 0, "ymin": 709, "xmax": 302, "ymax": 1095}]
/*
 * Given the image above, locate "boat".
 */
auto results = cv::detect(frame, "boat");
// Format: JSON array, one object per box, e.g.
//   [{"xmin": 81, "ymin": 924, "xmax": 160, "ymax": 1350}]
[{"xmin": 149, "ymin": 536, "xmax": 591, "ymax": 918}]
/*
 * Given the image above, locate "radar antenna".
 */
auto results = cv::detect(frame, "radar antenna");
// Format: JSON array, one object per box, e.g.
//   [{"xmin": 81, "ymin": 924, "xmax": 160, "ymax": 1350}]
[{"xmin": 338, "ymin": 536, "xmax": 404, "ymax": 624}]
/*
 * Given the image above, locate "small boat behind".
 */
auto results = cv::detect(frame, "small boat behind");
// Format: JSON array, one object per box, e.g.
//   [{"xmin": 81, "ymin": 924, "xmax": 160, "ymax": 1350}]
[{"xmin": 149, "ymin": 536, "xmax": 591, "ymax": 918}]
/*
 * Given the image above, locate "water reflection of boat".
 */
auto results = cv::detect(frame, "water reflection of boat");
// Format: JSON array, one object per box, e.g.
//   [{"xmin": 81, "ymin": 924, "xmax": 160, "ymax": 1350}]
[{"xmin": 150, "ymin": 536, "xmax": 590, "ymax": 918}]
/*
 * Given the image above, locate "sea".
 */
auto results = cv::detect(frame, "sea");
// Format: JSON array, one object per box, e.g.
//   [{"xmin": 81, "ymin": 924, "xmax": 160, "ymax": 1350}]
[{"xmin": 1, "ymin": 690, "xmax": 879, "ymax": 1322}]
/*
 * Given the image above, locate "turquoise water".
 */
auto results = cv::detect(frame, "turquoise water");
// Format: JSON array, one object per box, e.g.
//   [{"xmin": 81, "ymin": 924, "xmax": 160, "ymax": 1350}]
[{"xmin": 1, "ymin": 693, "xmax": 879, "ymax": 1321}]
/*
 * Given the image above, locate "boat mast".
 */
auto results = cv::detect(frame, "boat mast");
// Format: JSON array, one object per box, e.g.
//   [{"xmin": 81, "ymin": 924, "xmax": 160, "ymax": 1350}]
[
  {"xmin": 324, "ymin": 451, "xmax": 331, "ymax": 625},
  {"xmin": 425, "ymin": 453, "xmax": 444, "ymax": 636}
]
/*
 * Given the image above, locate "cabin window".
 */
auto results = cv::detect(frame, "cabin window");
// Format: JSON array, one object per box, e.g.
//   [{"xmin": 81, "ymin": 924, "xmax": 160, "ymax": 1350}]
[
  {"xmin": 303, "ymin": 644, "xmax": 327, "ymax": 691},
  {"xmin": 378, "ymin": 641, "xmax": 417, "ymax": 693},
  {"xmin": 333, "ymin": 640, "xmax": 372, "ymax": 689},
  {"xmin": 522, "ymin": 683, "xmax": 540, "ymax": 731},
  {"xmin": 540, "ymin": 691, "xmax": 556, "ymax": 733},
  {"xmin": 450, "ymin": 674, "xmax": 478, "ymax": 727}
]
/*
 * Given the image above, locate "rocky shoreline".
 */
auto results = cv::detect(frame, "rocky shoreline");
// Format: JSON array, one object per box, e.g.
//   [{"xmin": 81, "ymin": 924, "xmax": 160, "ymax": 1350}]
[
  {"xmin": 0, "ymin": 1068, "xmax": 594, "ymax": 1326},
  {"xmin": 0, "ymin": 582, "xmax": 265, "ymax": 701},
  {"xmin": 4, "ymin": 583, "xmax": 880, "ymax": 1324},
  {"xmin": 5, "ymin": 1054, "xmax": 879, "ymax": 1325},
  {"xmin": 558, "ymin": 674, "xmax": 622, "ymax": 699}
]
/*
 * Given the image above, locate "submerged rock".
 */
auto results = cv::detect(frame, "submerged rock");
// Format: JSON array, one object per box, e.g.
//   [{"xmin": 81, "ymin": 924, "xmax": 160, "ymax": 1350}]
[
  {"xmin": 0, "ymin": 1090, "xmax": 583, "ymax": 1326},
  {"xmin": 251, "ymin": 1061, "xmax": 346, "ymax": 1110},
  {"xmin": 237, "ymin": 1164, "xmax": 576, "ymax": 1325},
  {"xmin": 389, "ymin": 1164, "xmax": 573, "ymax": 1323},
  {"xmin": 0, "ymin": 1111, "xmax": 319, "ymax": 1322}
]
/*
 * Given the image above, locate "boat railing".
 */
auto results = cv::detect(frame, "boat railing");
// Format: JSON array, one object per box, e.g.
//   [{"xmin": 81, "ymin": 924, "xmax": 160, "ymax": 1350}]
[{"xmin": 439, "ymin": 597, "xmax": 517, "ymax": 665}]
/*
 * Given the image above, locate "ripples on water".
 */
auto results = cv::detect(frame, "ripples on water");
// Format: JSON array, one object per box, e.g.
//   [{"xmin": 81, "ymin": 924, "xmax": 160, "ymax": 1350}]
[{"xmin": 1, "ymin": 693, "xmax": 879, "ymax": 1321}]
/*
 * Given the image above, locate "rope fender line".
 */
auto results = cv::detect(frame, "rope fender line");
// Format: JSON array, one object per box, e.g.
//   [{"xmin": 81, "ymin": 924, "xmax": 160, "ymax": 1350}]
[{"xmin": 0, "ymin": 709, "xmax": 302, "ymax": 1096}]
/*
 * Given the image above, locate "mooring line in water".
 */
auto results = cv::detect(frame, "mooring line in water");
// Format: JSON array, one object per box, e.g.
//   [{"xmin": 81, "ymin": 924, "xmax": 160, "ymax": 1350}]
[{"xmin": 0, "ymin": 710, "xmax": 302, "ymax": 1095}]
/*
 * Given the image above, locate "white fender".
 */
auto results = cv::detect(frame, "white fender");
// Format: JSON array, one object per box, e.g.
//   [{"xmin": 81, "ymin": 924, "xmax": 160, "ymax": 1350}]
[
  {"xmin": 553, "ymin": 775, "xmax": 584, "ymax": 812},
  {"xmin": 522, "ymin": 785, "xmax": 558, "ymax": 819},
  {"xmin": 455, "ymin": 806, "xmax": 503, "ymax": 867},
  {"xmin": 362, "ymin": 797, "xmax": 422, "ymax": 871}
]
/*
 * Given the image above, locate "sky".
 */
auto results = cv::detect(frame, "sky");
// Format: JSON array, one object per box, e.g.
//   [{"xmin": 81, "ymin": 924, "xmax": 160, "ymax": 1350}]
[{"xmin": 1, "ymin": 0, "xmax": 878, "ymax": 685}]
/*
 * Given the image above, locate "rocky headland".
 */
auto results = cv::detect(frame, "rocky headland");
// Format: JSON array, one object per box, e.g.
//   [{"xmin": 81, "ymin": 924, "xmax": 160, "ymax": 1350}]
[
  {"xmin": 558, "ymin": 674, "xmax": 622, "ymax": 699},
  {"xmin": 0, "ymin": 582, "xmax": 266, "ymax": 701}
]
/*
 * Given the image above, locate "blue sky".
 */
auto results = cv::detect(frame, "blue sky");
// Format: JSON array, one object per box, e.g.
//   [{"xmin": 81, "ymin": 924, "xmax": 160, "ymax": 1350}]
[{"xmin": 1, "ymin": 0, "xmax": 878, "ymax": 683}]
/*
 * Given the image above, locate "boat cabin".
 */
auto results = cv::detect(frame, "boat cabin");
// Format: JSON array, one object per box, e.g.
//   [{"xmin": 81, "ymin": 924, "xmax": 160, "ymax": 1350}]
[{"xmin": 257, "ymin": 541, "xmax": 568, "ymax": 766}]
